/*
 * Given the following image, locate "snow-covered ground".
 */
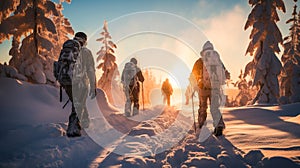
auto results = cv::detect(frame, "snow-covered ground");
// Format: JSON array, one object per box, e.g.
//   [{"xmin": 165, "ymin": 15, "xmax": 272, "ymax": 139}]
[{"xmin": 0, "ymin": 77, "xmax": 300, "ymax": 167}]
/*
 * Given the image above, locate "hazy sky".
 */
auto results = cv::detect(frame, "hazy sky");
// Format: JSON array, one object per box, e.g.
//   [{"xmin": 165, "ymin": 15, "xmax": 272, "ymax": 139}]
[{"xmin": 0, "ymin": 0, "xmax": 299, "ymax": 88}]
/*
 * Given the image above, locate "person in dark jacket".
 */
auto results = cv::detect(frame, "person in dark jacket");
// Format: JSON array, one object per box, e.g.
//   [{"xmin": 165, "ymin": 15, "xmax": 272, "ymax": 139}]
[
  {"xmin": 161, "ymin": 78, "xmax": 173, "ymax": 106},
  {"xmin": 121, "ymin": 58, "xmax": 144, "ymax": 116},
  {"xmin": 63, "ymin": 32, "xmax": 96, "ymax": 137}
]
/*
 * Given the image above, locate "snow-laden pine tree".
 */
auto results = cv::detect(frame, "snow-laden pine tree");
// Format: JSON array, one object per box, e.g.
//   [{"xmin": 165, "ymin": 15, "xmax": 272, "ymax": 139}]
[
  {"xmin": 141, "ymin": 69, "xmax": 160, "ymax": 106},
  {"xmin": 0, "ymin": 0, "xmax": 72, "ymax": 84},
  {"xmin": 280, "ymin": 1, "xmax": 300, "ymax": 103},
  {"xmin": 96, "ymin": 20, "xmax": 119, "ymax": 104},
  {"xmin": 244, "ymin": 0, "xmax": 285, "ymax": 104},
  {"xmin": 51, "ymin": 0, "xmax": 74, "ymax": 59},
  {"xmin": 233, "ymin": 69, "xmax": 257, "ymax": 106}
]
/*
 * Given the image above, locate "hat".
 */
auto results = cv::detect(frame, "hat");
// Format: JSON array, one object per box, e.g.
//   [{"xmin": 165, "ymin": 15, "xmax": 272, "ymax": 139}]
[
  {"xmin": 130, "ymin": 58, "xmax": 137, "ymax": 65},
  {"xmin": 200, "ymin": 41, "xmax": 214, "ymax": 55},
  {"xmin": 74, "ymin": 32, "xmax": 87, "ymax": 46}
]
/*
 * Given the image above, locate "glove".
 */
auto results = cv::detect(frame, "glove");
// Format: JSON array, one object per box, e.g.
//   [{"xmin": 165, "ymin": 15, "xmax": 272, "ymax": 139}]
[{"xmin": 89, "ymin": 88, "xmax": 97, "ymax": 99}]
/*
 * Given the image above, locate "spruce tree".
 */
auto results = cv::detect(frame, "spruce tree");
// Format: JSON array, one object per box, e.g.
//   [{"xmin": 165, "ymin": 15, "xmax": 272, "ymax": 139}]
[
  {"xmin": 96, "ymin": 20, "xmax": 119, "ymax": 104},
  {"xmin": 244, "ymin": 0, "xmax": 285, "ymax": 104},
  {"xmin": 280, "ymin": 2, "xmax": 300, "ymax": 102},
  {"xmin": 0, "ymin": 0, "xmax": 73, "ymax": 84}
]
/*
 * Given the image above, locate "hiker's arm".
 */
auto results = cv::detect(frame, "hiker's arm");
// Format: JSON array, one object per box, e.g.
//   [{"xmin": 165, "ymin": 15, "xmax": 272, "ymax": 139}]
[
  {"xmin": 137, "ymin": 68, "xmax": 144, "ymax": 83},
  {"xmin": 84, "ymin": 48, "xmax": 96, "ymax": 97},
  {"xmin": 221, "ymin": 61, "xmax": 230, "ymax": 80},
  {"xmin": 121, "ymin": 68, "xmax": 125, "ymax": 84}
]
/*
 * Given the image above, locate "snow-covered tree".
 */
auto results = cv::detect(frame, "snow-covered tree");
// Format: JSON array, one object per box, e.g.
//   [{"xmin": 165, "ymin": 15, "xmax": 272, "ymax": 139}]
[
  {"xmin": 51, "ymin": 0, "xmax": 74, "ymax": 58},
  {"xmin": 232, "ymin": 69, "xmax": 257, "ymax": 106},
  {"xmin": 96, "ymin": 20, "xmax": 119, "ymax": 104},
  {"xmin": 244, "ymin": 0, "xmax": 285, "ymax": 104},
  {"xmin": 280, "ymin": 1, "xmax": 300, "ymax": 103},
  {"xmin": 0, "ymin": 0, "xmax": 73, "ymax": 84},
  {"xmin": 141, "ymin": 69, "xmax": 160, "ymax": 106}
]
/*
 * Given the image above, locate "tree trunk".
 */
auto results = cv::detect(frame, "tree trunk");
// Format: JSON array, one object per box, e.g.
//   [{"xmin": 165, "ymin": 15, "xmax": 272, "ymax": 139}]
[{"xmin": 33, "ymin": 0, "xmax": 39, "ymax": 57}]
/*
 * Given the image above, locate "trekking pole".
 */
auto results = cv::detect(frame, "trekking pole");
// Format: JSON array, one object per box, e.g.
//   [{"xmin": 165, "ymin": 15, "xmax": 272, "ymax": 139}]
[
  {"xmin": 191, "ymin": 90, "xmax": 197, "ymax": 133},
  {"xmin": 142, "ymin": 82, "xmax": 145, "ymax": 111},
  {"xmin": 62, "ymin": 99, "xmax": 70, "ymax": 109}
]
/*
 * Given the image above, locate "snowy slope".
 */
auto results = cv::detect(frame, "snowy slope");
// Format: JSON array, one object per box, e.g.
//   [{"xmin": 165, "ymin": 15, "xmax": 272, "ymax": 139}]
[
  {"xmin": 0, "ymin": 78, "xmax": 102, "ymax": 167},
  {"xmin": 0, "ymin": 77, "xmax": 300, "ymax": 167},
  {"xmin": 224, "ymin": 105, "xmax": 300, "ymax": 161}
]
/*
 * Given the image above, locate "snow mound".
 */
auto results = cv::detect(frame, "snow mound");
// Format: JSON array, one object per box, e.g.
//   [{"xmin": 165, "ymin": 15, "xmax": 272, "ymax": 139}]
[
  {"xmin": 0, "ymin": 63, "xmax": 27, "ymax": 81},
  {"xmin": 286, "ymin": 114, "xmax": 300, "ymax": 124}
]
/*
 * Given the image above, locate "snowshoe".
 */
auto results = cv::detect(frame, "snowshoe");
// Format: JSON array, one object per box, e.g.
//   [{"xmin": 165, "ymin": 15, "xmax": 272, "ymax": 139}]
[
  {"xmin": 213, "ymin": 126, "xmax": 224, "ymax": 137},
  {"xmin": 67, "ymin": 116, "xmax": 82, "ymax": 137}
]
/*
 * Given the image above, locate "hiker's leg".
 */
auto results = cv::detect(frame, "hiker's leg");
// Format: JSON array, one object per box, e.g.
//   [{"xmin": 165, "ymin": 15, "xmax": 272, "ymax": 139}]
[
  {"xmin": 62, "ymin": 85, "xmax": 75, "ymax": 115},
  {"xmin": 167, "ymin": 95, "xmax": 171, "ymax": 106},
  {"xmin": 80, "ymin": 86, "xmax": 89, "ymax": 128},
  {"xmin": 63, "ymin": 85, "xmax": 74, "ymax": 107},
  {"xmin": 210, "ymin": 89, "xmax": 225, "ymax": 129},
  {"xmin": 198, "ymin": 90, "xmax": 209, "ymax": 128},
  {"xmin": 124, "ymin": 86, "xmax": 131, "ymax": 117},
  {"xmin": 63, "ymin": 85, "xmax": 76, "ymax": 118},
  {"xmin": 73, "ymin": 85, "xmax": 85, "ymax": 123},
  {"xmin": 163, "ymin": 94, "xmax": 166, "ymax": 104},
  {"xmin": 64, "ymin": 85, "xmax": 81, "ymax": 137},
  {"xmin": 132, "ymin": 85, "xmax": 140, "ymax": 115}
]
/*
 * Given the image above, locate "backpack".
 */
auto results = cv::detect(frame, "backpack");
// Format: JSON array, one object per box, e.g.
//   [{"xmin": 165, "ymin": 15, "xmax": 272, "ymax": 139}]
[
  {"xmin": 201, "ymin": 50, "xmax": 226, "ymax": 89},
  {"xmin": 122, "ymin": 62, "xmax": 137, "ymax": 87},
  {"xmin": 53, "ymin": 39, "xmax": 81, "ymax": 86}
]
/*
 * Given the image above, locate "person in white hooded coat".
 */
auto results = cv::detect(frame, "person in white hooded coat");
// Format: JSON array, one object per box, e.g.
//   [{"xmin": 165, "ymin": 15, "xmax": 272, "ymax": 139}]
[{"xmin": 190, "ymin": 41, "xmax": 230, "ymax": 136}]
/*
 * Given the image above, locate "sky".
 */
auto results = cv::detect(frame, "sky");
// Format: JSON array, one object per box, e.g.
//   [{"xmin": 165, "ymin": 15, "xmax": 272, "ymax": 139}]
[{"xmin": 0, "ymin": 0, "xmax": 299, "ymax": 88}]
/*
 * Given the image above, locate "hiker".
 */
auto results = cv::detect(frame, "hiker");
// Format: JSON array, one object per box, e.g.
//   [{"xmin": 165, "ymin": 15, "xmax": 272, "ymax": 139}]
[
  {"xmin": 190, "ymin": 41, "xmax": 230, "ymax": 136},
  {"xmin": 121, "ymin": 58, "xmax": 144, "ymax": 117},
  {"xmin": 54, "ymin": 32, "xmax": 96, "ymax": 137},
  {"xmin": 161, "ymin": 78, "xmax": 173, "ymax": 106}
]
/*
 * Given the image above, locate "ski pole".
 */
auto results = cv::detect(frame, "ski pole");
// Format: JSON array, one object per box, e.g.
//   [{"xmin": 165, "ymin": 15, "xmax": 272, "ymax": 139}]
[
  {"xmin": 62, "ymin": 99, "xmax": 70, "ymax": 109},
  {"xmin": 142, "ymin": 82, "xmax": 145, "ymax": 111},
  {"xmin": 191, "ymin": 90, "xmax": 197, "ymax": 133}
]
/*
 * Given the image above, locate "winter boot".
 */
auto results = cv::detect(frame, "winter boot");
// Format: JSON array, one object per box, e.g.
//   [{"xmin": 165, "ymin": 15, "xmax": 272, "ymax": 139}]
[
  {"xmin": 213, "ymin": 126, "xmax": 224, "ymax": 137},
  {"xmin": 133, "ymin": 107, "xmax": 139, "ymax": 116},
  {"xmin": 67, "ymin": 114, "xmax": 82, "ymax": 137},
  {"xmin": 133, "ymin": 101, "xmax": 139, "ymax": 116},
  {"xmin": 198, "ymin": 112, "xmax": 207, "ymax": 128}
]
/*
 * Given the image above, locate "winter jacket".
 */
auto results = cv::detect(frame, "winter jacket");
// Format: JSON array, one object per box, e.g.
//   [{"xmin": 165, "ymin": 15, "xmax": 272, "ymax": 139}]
[
  {"xmin": 191, "ymin": 51, "xmax": 229, "ymax": 90},
  {"xmin": 80, "ymin": 47, "xmax": 96, "ymax": 91},
  {"xmin": 161, "ymin": 80, "xmax": 173, "ymax": 96},
  {"xmin": 121, "ymin": 64, "xmax": 145, "ymax": 88}
]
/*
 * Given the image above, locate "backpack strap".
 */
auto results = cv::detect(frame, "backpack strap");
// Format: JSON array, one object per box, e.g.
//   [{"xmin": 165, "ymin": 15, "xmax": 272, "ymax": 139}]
[{"xmin": 60, "ymin": 85, "xmax": 62, "ymax": 102}]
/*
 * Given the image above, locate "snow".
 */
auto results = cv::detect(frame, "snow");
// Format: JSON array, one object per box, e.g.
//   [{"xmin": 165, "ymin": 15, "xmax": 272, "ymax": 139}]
[
  {"xmin": 0, "ymin": 63, "xmax": 27, "ymax": 81},
  {"xmin": 0, "ymin": 77, "xmax": 300, "ymax": 167}
]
